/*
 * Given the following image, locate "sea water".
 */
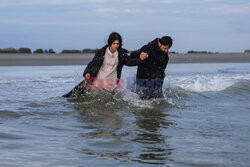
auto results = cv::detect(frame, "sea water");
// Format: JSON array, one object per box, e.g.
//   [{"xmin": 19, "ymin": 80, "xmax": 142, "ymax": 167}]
[{"xmin": 0, "ymin": 63, "xmax": 249, "ymax": 167}]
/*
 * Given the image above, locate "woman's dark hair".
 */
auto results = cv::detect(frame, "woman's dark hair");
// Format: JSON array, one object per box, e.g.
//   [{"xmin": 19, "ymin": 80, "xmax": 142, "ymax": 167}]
[
  {"xmin": 159, "ymin": 36, "xmax": 173, "ymax": 48},
  {"xmin": 108, "ymin": 32, "xmax": 122, "ymax": 50}
]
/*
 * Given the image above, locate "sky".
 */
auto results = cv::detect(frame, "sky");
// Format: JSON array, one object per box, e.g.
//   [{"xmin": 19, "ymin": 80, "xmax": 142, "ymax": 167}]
[{"xmin": 0, "ymin": 0, "xmax": 250, "ymax": 53}]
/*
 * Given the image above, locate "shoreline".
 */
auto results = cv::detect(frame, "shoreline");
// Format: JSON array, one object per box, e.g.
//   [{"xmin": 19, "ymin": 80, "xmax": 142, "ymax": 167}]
[{"xmin": 0, "ymin": 53, "xmax": 249, "ymax": 66}]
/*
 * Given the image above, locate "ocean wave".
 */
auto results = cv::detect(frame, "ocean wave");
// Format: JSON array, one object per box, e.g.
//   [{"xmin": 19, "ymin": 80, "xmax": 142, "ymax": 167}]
[
  {"xmin": 67, "ymin": 89, "xmax": 174, "ymax": 111},
  {"xmin": 50, "ymin": 76, "xmax": 73, "ymax": 79},
  {"xmin": 0, "ymin": 79, "xmax": 44, "ymax": 84},
  {"xmin": 113, "ymin": 90, "xmax": 172, "ymax": 109},
  {"xmin": 0, "ymin": 110, "xmax": 21, "ymax": 120},
  {"xmin": 0, "ymin": 132, "xmax": 26, "ymax": 140},
  {"xmin": 218, "ymin": 67, "xmax": 249, "ymax": 74},
  {"xmin": 224, "ymin": 80, "xmax": 250, "ymax": 93},
  {"xmin": 164, "ymin": 86, "xmax": 188, "ymax": 100},
  {"xmin": 169, "ymin": 74, "xmax": 250, "ymax": 92},
  {"xmin": 0, "ymin": 78, "xmax": 73, "ymax": 85}
]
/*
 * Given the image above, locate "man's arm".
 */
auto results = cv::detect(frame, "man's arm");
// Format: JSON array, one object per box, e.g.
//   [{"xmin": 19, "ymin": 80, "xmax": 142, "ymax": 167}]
[
  {"xmin": 123, "ymin": 52, "xmax": 148, "ymax": 66},
  {"xmin": 130, "ymin": 43, "xmax": 150, "ymax": 59},
  {"xmin": 130, "ymin": 50, "xmax": 140, "ymax": 59}
]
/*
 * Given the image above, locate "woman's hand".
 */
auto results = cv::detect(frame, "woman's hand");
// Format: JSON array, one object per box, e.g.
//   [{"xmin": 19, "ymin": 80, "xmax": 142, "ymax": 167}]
[
  {"xmin": 140, "ymin": 52, "xmax": 148, "ymax": 60},
  {"xmin": 85, "ymin": 73, "xmax": 90, "ymax": 80}
]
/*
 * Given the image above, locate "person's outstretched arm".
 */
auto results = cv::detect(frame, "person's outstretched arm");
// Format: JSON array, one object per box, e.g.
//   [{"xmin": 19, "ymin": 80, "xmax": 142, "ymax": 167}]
[
  {"xmin": 130, "ymin": 44, "xmax": 149, "ymax": 59},
  {"xmin": 123, "ymin": 51, "xmax": 148, "ymax": 66}
]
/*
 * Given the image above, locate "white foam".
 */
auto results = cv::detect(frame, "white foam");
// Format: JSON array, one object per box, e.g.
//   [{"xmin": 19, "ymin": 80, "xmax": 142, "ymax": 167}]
[
  {"xmin": 113, "ymin": 90, "xmax": 154, "ymax": 109},
  {"xmin": 167, "ymin": 74, "xmax": 250, "ymax": 92},
  {"xmin": 0, "ymin": 78, "xmax": 74, "ymax": 84}
]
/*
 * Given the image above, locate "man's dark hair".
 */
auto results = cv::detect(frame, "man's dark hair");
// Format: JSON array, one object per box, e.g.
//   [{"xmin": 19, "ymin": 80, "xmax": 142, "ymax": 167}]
[
  {"xmin": 108, "ymin": 32, "xmax": 122, "ymax": 50},
  {"xmin": 159, "ymin": 36, "xmax": 173, "ymax": 48}
]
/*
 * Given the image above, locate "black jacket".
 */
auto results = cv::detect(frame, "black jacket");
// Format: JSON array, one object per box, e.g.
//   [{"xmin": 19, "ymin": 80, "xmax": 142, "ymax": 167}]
[
  {"xmin": 83, "ymin": 45, "xmax": 142, "ymax": 79},
  {"xmin": 130, "ymin": 38, "xmax": 169, "ymax": 80}
]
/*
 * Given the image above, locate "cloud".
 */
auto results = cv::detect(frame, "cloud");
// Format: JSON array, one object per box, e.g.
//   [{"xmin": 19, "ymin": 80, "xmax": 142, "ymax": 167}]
[
  {"xmin": 95, "ymin": 8, "xmax": 154, "ymax": 14},
  {"xmin": 0, "ymin": 17, "xmax": 135, "ymax": 29},
  {"xmin": 0, "ymin": 0, "xmax": 112, "ymax": 7},
  {"xmin": 95, "ymin": 8, "xmax": 138, "ymax": 14},
  {"xmin": 161, "ymin": 0, "xmax": 184, "ymax": 4},
  {"xmin": 123, "ymin": 0, "xmax": 149, "ymax": 2},
  {"xmin": 210, "ymin": 5, "xmax": 250, "ymax": 14},
  {"xmin": 0, "ymin": 0, "xmax": 154, "ymax": 7},
  {"xmin": 0, "ymin": 17, "xmax": 103, "ymax": 27},
  {"xmin": 0, "ymin": 18, "xmax": 44, "ymax": 25},
  {"xmin": 171, "ymin": 10, "xmax": 181, "ymax": 14}
]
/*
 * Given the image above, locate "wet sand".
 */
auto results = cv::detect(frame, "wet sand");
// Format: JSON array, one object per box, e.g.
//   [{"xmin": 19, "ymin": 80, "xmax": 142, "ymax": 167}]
[{"xmin": 0, "ymin": 53, "xmax": 249, "ymax": 66}]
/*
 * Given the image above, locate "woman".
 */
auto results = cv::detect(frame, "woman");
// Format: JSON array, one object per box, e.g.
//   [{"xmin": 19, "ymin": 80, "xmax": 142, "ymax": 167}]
[{"xmin": 63, "ymin": 32, "xmax": 147, "ymax": 97}]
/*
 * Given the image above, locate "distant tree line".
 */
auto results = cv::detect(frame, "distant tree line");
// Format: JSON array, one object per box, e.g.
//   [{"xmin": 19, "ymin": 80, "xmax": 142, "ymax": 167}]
[
  {"xmin": 1, "ymin": 47, "xmax": 250, "ymax": 54},
  {"xmin": 0, "ymin": 48, "xmax": 99, "ymax": 54},
  {"xmin": 82, "ymin": 48, "xmax": 99, "ymax": 53},
  {"xmin": 60, "ymin": 49, "xmax": 98, "ymax": 54},
  {"xmin": 187, "ymin": 50, "xmax": 219, "ymax": 54},
  {"xmin": 0, "ymin": 48, "xmax": 32, "ymax": 53},
  {"xmin": 0, "ymin": 48, "xmax": 56, "ymax": 54},
  {"xmin": 169, "ymin": 51, "xmax": 179, "ymax": 54},
  {"xmin": 33, "ymin": 48, "xmax": 56, "ymax": 54}
]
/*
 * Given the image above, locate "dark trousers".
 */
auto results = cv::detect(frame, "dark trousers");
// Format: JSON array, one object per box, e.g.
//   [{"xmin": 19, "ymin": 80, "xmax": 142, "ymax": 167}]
[{"xmin": 135, "ymin": 78, "xmax": 164, "ymax": 99}]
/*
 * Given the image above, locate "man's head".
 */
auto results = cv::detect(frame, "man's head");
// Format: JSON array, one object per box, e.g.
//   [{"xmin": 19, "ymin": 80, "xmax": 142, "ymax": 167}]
[{"xmin": 158, "ymin": 36, "xmax": 173, "ymax": 53}]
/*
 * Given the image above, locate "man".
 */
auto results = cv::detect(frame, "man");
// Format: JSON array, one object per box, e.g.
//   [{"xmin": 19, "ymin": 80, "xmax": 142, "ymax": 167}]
[{"xmin": 130, "ymin": 36, "xmax": 173, "ymax": 99}]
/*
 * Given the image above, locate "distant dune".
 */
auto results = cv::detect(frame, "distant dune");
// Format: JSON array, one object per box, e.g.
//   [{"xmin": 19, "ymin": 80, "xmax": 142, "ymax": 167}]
[{"xmin": 0, "ymin": 53, "xmax": 249, "ymax": 66}]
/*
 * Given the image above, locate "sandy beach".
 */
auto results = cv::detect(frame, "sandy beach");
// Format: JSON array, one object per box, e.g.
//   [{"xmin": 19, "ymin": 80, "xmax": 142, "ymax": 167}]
[{"xmin": 0, "ymin": 53, "xmax": 249, "ymax": 66}]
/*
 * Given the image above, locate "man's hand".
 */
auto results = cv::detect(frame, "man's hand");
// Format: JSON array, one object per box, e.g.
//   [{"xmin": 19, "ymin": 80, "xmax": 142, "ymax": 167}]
[
  {"xmin": 140, "ymin": 52, "xmax": 148, "ymax": 60},
  {"xmin": 85, "ymin": 73, "xmax": 90, "ymax": 80}
]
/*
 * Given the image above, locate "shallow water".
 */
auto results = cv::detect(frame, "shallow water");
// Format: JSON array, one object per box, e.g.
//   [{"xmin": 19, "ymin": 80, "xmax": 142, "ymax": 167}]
[{"xmin": 0, "ymin": 63, "xmax": 250, "ymax": 167}]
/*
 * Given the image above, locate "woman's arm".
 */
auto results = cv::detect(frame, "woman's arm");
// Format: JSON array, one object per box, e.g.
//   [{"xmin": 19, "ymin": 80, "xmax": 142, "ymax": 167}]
[{"xmin": 83, "ymin": 52, "xmax": 102, "ymax": 77}]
